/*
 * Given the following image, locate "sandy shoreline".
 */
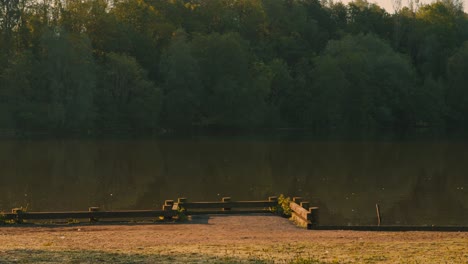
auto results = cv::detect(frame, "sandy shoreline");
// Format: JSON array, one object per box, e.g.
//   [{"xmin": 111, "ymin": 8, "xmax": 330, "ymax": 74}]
[{"xmin": 0, "ymin": 214, "xmax": 467, "ymax": 263}]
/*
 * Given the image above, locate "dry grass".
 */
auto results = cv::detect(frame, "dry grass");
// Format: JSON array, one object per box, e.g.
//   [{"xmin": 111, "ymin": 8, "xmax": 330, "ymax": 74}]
[{"xmin": 0, "ymin": 215, "xmax": 466, "ymax": 263}]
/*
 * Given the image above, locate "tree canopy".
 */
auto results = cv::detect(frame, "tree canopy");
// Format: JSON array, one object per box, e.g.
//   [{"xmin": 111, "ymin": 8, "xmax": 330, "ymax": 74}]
[{"xmin": 0, "ymin": 0, "xmax": 467, "ymax": 135}]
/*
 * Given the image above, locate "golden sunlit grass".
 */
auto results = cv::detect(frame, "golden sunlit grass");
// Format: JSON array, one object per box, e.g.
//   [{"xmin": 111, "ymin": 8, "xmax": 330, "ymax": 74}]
[
  {"xmin": 0, "ymin": 240, "xmax": 466, "ymax": 263},
  {"xmin": 0, "ymin": 215, "xmax": 466, "ymax": 263}
]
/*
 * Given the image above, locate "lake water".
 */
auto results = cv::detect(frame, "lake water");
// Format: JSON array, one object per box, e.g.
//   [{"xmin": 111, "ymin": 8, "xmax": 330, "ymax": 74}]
[{"xmin": 0, "ymin": 136, "xmax": 467, "ymax": 226}]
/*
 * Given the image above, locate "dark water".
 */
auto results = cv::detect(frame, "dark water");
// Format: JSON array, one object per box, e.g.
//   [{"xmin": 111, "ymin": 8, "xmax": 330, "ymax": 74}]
[{"xmin": 0, "ymin": 137, "xmax": 467, "ymax": 226}]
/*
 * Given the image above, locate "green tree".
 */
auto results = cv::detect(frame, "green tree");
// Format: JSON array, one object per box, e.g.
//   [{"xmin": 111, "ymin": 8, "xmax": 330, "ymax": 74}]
[
  {"xmin": 412, "ymin": 77, "xmax": 447, "ymax": 127},
  {"xmin": 0, "ymin": 51, "xmax": 47, "ymax": 130},
  {"xmin": 41, "ymin": 29, "xmax": 96, "ymax": 130},
  {"xmin": 1, "ymin": 0, "xmax": 467, "ymax": 134},
  {"xmin": 110, "ymin": 0, "xmax": 176, "ymax": 80},
  {"xmin": 0, "ymin": 0, "xmax": 21, "ymax": 51},
  {"xmin": 96, "ymin": 52, "xmax": 161, "ymax": 131},
  {"xmin": 310, "ymin": 55, "xmax": 348, "ymax": 128},
  {"xmin": 446, "ymin": 42, "xmax": 468, "ymax": 125},
  {"xmin": 191, "ymin": 32, "xmax": 267, "ymax": 126},
  {"xmin": 313, "ymin": 34, "xmax": 416, "ymax": 129},
  {"xmin": 414, "ymin": 1, "xmax": 465, "ymax": 78},
  {"xmin": 261, "ymin": 0, "xmax": 319, "ymax": 65},
  {"xmin": 328, "ymin": 2, "xmax": 348, "ymax": 33},
  {"xmin": 160, "ymin": 29, "xmax": 201, "ymax": 126},
  {"xmin": 347, "ymin": 0, "xmax": 392, "ymax": 40},
  {"xmin": 265, "ymin": 59, "xmax": 294, "ymax": 126}
]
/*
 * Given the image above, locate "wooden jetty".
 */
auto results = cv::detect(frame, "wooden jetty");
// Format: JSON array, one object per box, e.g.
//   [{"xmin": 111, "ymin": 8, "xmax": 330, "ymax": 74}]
[
  {"xmin": 2, "ymin": 196, "xmax": 467, "ymax": 232},
  {"xmin": 1, "ymin": 196, "xmax": 283, "ymax": 224},
  {"xmin": 0, "ymin": 195, "xmax": 323, "ymax": 230},
  {"xmin": 177, "ymin": 196, "xmax": 279, "ymax": 215},
  {"xmin": 3, "ymin": 208, "xmax": 177, "ymax": 223}
]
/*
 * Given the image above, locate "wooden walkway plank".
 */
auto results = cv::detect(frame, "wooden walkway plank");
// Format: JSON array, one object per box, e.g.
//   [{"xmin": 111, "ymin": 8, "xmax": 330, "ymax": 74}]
[
  {"xmin": 289, "ymin": 201, "xmax": 320, "ymax": 229},
  {"xmin": 178, "ymin": 201, "xmax": 276, "ymax": 209},
  {"xmin": 289, "ymin": 202, "xmax": 312, "ymax": 221},
  {"xmin": 3, "ymin": 210, "xmax": 176, "ymax": 220},
  {"xmin": 185, "ymin": 210, "xmax": 272, "ymax": 215}
]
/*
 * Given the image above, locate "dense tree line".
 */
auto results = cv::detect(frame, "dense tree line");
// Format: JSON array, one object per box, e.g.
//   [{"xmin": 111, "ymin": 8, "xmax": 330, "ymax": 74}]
[{"xmin": 0, "ymin": 0, "xmax": 467, "ymax": 134}]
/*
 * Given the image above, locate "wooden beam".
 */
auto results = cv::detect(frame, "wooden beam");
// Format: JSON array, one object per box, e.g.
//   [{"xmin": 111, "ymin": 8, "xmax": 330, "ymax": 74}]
[
  {"xmin": 376, "ymin": 204, "xmax": 381, "ymax": 226},
  {"xmin": 7, "ymin": 210, "xmax": 176, "ymax": 220},
  {"xmin": 222, "ymin": 197, "xmax": 231, "ymax": 211},
  {"xmin": 178, "ymin": 201, "xmax": 276, "ymax": 209},
  {"xmin": 12, "ymin": 208, "xmax": 23, "ymax": 223},
  {"xmin": 292, "ymin": 197, "xmax": 302, "ymax": 204},
  {"xmin": 1, "ymin": 213, "xmax": 16, "ymax": 220},
  {"xmin": 164, "ymin": 200, "xmax": 174, "ymax": 206},
  {"xmin": 268, "ymin": 196, "xmax": 278, "ymax": 202},
  {"xmin": 185, "ymin": 209, "xmax": 272, "ymax": 215},
  {"xmin": 291, "ymin": 211, "xmax": 312, "ymax": 229},
  {"xmin": 162, "ymin": 204, "xmax": 174, "ymax": 220},
  {"xmin": 289, "ymin": 202, "xmax": 312, "ymax": 221},
  {"xmin": 89, "ymin": 207, "xmax": 99, "ymax": 222}
]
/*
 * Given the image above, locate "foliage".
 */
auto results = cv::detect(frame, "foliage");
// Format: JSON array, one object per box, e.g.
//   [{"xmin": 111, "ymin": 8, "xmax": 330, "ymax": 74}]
[
  {"xmin": 312, "ymin": 34, "xmax": 417, "ymax": 129},
  {"xmin": 0, "ymin": 0, "xmax": 467, "ymax": 134},
  {"xmin": 95, "ymin": 52, "xmax": 161, "ymax": 131},
  {"xmin": 274, "ymin": 194, "xmax": 292, "ymax": 217},
  {"xmin": 446, "ymin": 41, "xmax": 468, "ymax": 124},
  {"xmin": 40, "ymin": 29, "xmax": 96, "ymax": 130},
  {"xmin": 160, "ymin": 29, "xmax": 201, "ymax": 126},
  {"xmin": 176, "ymin": 207, "xmax": 188, "ymax": 221}
]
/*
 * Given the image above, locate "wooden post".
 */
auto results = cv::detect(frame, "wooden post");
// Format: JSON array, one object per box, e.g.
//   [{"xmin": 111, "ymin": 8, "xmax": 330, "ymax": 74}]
[
  {"xmin": 12, "ymin": 208, "xmax": 23, "ymax": 224},
  {"xmin": 300, "ymin": 202, "xmax": 310, "ymax": 209},
  {"xmin": 293, "ymin": 197, "xmax": 302, "ymax": 204},
  {"xmin": 162, "ymin": 204, "xmax": 173, "ymax": 220},
  {"xmin": 376, "ymin": 204, "xmax": 381, "ymax": 226},
  {"xmin": 269, "ymin": 196, "xmax": 278, "ymax": 212},
  {"xmin": 268, "ymin": 196, "xmax": 278, "ymax": 202},
  {"xmin": 177, "ymin": 198, "xmax": 187, "ymax": 213},
  {"xmin": 163, "ymin": 200, "xmax": 174, "ymax": 220},
  {"xmin": 289, "ymin": 202, "xmax": 313, "ymax": 229},
  {"xmin": 89, "ymin": 207, "xmax": 99, "ymax": 222},
  {"xmin": 222, "ymin": 197, "xmax": 231, "ymax": 211},
  {"xmin": 309, "ymin": 207, "xmax": 319, "ymax": 227}
]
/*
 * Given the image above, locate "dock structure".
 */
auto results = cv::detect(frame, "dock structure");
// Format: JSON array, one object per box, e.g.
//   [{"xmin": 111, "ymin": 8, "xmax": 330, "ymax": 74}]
[
  {"xmin": 3, "ymin": 197, "xmax": 466, "ymax": 232},
  {"xmin": 1, "ymin": 196, "xmax": 285, "ymax": 224},
  {"xmin": 3, "ymin": 208, "xmax": 177, "ymax": 223},
  {"xmin": 177, "ymin": 196, "xmax": 279, "ymax": 215},
  {"xmin": 1, "ymin": 195, "xmax": 328, "ymax": 230}
]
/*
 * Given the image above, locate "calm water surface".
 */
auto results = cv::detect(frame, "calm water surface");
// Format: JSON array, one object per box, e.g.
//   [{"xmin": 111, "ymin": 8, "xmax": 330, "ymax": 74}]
[{"xmin": 0, "ymin": 137, "xmax": 467, "ymax": 225}]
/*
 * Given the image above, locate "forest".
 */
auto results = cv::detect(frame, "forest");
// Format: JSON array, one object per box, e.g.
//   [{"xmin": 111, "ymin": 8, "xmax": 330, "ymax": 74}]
[{"xmin": 0, "ymin": 0, "xmax": 467, "ymax": 134}]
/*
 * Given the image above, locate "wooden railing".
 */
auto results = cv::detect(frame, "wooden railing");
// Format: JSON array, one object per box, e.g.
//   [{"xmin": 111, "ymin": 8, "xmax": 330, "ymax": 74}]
[
  {"xmin": 1, "ymin": 196, "xmax": 284, "ymax": 223},
  {"xmin": 288, "ymin": 197, "xmax": 319, "ymax": 230},
  {"xmin": 2, "ymin": 197, "xmax": 466, "ymax": 231},
  {"xmin": 1, "ymin": 208, "xmax": 176, "ymax": 223},
  {"xmin": 177, "ymin": 196, "xmax": 279, "ymax": 215}
]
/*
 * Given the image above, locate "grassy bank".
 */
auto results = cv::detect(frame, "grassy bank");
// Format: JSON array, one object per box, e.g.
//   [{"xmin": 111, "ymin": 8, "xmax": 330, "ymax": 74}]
[
  {"xmin": 0, "ymin": 215, "xmax": 466, "ymax": 263},
  {"xmin": 1, "ymin": 239, "xmax": 466, "ymax": 263}
]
